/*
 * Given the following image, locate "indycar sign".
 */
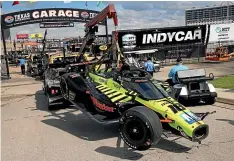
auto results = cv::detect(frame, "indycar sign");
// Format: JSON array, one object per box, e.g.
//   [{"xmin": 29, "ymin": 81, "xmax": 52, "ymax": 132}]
[
  {"xmin": 1, "ymin": 8, "xmax": 103, "ymax": 29},
  {"xmin": 117, "ymin": 25, "xmax": 207, "ymax": 50},
  {"xmin": 208, "ymin": 23, "xmax": 234, "ymax": 42}
]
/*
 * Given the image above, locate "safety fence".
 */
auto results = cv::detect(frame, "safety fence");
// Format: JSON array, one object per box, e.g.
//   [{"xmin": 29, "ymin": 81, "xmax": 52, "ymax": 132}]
[
  {"xmin": 122, "ymin": 41, "xmax": 234, "ymax": 66},
  {"xmin": 122, "ymin": 42, "xmax": 205, "ymax": 66},
  {"xmin": 206, "ymin": 40, "xmax": 234, "ymax": 53}
]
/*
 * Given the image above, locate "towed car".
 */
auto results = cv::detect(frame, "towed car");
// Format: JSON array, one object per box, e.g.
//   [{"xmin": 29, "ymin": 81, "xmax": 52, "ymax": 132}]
[{"xmin": 53, "ymin": 58, "xmax": 215, "ymax": 150}]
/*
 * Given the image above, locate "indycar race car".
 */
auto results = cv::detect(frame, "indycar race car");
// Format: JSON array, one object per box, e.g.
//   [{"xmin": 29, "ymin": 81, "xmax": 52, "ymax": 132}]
[
  {"xmin": 158, "ymin": 69, "xmax": 217, "ymax": 106},
  {"xmin": 43, "ymin": 62, "xmax": 68, "ymax": 109},
  {"xmin": 46, "ymin": 4, "xmax": 215, "ymax": 151},
  {"xmin": 58, "ymin": 61, "xmax": 214, "ymax": 150},
  {"xmin": 43, "ymin": 53, "xmax": 78, "ymax": 109},
  {"xmin": 27, "ymin": 55, "xmax": 44, "ymax": 78},
  {"xmin": 43, "ymin": 55, "xmax": 100, "ymax": 110}
]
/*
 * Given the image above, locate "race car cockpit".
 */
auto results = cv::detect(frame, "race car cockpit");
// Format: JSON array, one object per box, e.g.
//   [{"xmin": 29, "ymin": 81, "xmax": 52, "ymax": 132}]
[{"xmin": 120, "ymin": 69, "xmax": 169, "ymax": 100}]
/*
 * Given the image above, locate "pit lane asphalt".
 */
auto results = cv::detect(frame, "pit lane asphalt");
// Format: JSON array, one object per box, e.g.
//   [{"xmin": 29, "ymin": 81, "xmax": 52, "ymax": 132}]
[{"xmin": 1, "ymin": 83, "xmax": 234, "ymax": 161}]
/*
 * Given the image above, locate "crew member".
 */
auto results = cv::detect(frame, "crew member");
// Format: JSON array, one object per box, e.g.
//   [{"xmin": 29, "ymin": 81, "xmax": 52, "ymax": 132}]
[
  {"xmin": 168, "ymin": 57, "xmax": 189, "ymax": 84},
  {"xmin": 19, "ymin": 56, "xmax": 26, "ymax": 75},
  {"xmin": 144, "ymin": 57, "xmax": 155, "ymax": 76}
]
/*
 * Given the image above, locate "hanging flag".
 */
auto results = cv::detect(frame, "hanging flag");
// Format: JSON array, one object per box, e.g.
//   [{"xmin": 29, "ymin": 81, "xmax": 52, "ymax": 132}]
[
  {"xmin": 85, "ymin": 1, "xmax": 88, "ymax": 7},
  {"xmin": 97, "ymin": 1, "xmax": 103, "ymax": 7},
  {"xmin": 12, "ymin": 1, "xmax": 20, "ymax": 6}
]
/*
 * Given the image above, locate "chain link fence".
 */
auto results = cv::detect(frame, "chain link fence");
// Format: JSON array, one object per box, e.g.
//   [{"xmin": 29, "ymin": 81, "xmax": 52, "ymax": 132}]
[
  {"xmin": 122, "ymin": 42, "xmax": 206, "ymax": 66},
  {"xmin": 206, "ymin": 40, "xmax": 234, "ymax": 53},
  {"xmin": 122, "ymin": 41, "xmax": 234, "ymax": 66}
]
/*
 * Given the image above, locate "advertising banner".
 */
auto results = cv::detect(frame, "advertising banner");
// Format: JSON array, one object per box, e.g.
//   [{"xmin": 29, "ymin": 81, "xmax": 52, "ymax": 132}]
[
  {"xmin": 39, "ymin": 22, "xmax": 74, "ymax": 28},
  {"xmin": 1, "ymin": 8, "xmax": 103, "ymax": 29},
  {"xmin": 30, "ymin": 33, "xmax": 43, "ymax": 39},
  {"xmin": 24, "ymin": 41, "xmax": 39, "ymax": 46},
  {"xmin": 16, "ymin": 34, "xmax": 29, "ymax": 39},
  {"xmin": 208, "ymin": 23, "xmax": 234, "ymax": 42},
  {"xmin": 117, "ymin": 25, "xmax": 207, "ymax": 50},
  {"xmin": 95, "ymin": 35, "xmax": 112, "ymax": 45},
  {"xmin": 37, "ymin": 39, "xmax": 61, "ymax": 43}
]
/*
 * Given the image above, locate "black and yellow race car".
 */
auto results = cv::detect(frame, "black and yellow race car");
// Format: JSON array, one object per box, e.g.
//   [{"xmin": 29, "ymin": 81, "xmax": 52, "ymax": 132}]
[{"xmin": 56, "ymin": 56, "xmax": 215, "ymax": 151}]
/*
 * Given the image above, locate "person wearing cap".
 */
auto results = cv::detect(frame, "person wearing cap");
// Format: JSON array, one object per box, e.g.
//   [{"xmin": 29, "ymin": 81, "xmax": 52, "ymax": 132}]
[
  {"xmin": 168, "ymin": 57, "xmax": 189, "ymax": 84},
  {"xmin": 144, "ymin": 57, "xmax": 155, "ymax": 76}
]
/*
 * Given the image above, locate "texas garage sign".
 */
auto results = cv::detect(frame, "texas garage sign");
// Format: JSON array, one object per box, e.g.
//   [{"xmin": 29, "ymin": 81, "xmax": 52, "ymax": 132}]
[
  {"xmin": 117, "ymin": 25, "xmax": 208, "ymax": 50},
  {"xmin": 1, "ymin": 8, "xmax": 102, "ymax": 29}
]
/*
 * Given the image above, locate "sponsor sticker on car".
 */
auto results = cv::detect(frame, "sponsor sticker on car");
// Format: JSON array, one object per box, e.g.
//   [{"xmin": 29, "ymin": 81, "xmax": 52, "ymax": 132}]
[{"xmin": 180, "ymin": 112, "xmax": 200, "ymax": 124}]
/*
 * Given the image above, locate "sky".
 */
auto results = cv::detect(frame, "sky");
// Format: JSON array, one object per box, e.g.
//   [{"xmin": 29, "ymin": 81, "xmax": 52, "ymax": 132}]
[{"xmin": 1, "ymin": 1, "xmax": 232, "ymax": 40}]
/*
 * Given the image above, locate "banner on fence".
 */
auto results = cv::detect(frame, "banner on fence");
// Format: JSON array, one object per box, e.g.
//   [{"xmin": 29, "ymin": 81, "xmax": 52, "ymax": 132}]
[
  {"xmin": 208, "ymin": 23, "xmax": 234, "ymax": 42},
  {"xmin": 16, "ymin": 34, "xmax": 29, "ymax": 39},
  {"xmin": 30, "ymin": 33, "xmax": 43, "ymax": 39},
  {"xmin": 37, "ymin": 39, "xmax": 61, "ymax": 43}
]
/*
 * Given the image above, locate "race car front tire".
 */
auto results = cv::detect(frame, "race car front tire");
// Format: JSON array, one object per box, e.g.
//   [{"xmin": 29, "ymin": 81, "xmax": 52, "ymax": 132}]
[{"xmin": 119, "ymin": 106, "xmax": 162, "ymax": 151}]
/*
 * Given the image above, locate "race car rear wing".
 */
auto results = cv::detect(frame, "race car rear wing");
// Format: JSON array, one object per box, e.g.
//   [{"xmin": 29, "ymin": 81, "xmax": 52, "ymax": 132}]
[{"xmin": 176, "ymin": 69, "xmax": 214, "ymax": 83}]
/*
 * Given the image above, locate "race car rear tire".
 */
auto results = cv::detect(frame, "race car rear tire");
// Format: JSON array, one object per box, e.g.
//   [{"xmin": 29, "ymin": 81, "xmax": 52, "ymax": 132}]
[{"xmin": 119, "ymin": 106, "xmax": 162, "ymax": 151}]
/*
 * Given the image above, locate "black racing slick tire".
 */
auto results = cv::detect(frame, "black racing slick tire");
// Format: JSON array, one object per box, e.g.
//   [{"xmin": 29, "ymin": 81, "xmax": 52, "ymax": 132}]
[{"xmin": 119, "ymin": 106, "xmax": 162, "ymax": 151}]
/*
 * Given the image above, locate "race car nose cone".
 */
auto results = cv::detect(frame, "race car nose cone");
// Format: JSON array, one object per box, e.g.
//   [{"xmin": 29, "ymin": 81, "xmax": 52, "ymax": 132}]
[{"xmin": 193, "ymin": 124, "xmax": 209, "ymax": 141}]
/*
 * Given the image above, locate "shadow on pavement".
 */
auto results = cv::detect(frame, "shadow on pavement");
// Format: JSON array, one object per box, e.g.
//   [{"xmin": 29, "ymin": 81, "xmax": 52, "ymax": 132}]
[
  {"xmin": 41, "ymin": 113, "xmax": 119, "ymax": 141},
  {"xmin": 216, "ymin": 119, "xmax": 234, "ymax": 126},
  {"xmin": 95, "ymin": 145, "xmax": 143, "ymax": 160},
  {"xmin": 95, "ymin": 138, "xmax": 191, "ymax": 160},
  {"xmin": 34, "ymin": 90, "xmax": 68, "ymax": 111},
  {"xmin": 152, "ymin": 138, "xmax": 191, "ymax": 153},
  {"xmin": 34, "ymin": 90, "xmax": 119, "ymax": 141}
]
